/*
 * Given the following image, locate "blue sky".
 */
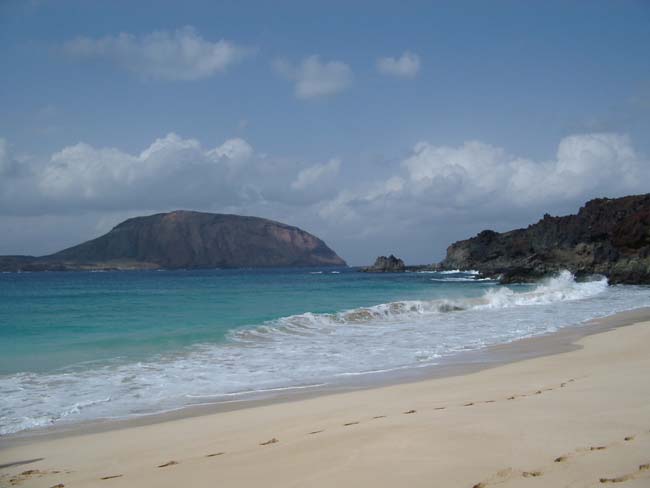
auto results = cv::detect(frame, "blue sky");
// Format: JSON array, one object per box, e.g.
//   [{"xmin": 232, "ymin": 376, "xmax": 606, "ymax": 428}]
[{"xmin": 1, "ymin": 0, "xmax": 649, "ymax": 264}]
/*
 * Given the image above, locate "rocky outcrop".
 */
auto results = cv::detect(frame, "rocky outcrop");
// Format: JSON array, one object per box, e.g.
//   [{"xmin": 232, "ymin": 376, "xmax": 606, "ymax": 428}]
[
  {"xmin": 440, "ymin": 194, "xmax": 650, "ymax": 284},
  {"xmin": 0, "ymin": 211, "xmax": 346, "ymax": 271},
  {"xmin": 361, "ymin": 255, "xmax": 406, "ymax": 272}
]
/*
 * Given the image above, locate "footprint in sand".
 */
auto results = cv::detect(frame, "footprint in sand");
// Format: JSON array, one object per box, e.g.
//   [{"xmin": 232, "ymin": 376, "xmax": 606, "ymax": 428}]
[
  {"xmin": 624, "ymin": 436, "xmax": 635, "ymax": 441},
  {"xmin": 600, "ymin": 474, "xmax": 634, "ymax": 483},
  {"xmin": 590, "ymin": 446, "xmax": 607, "ymax": 451},
  {"xmin": 372, "ymin": 415, "xmax": 386, "ymax": 419},
  {"xmin": 464, "ymin": 402, "xmax": 475, "ymax": 407},
  {"xmin": 599, "ymin": 463, "xmax": 650, "ymax": 483},
  {"xmin": 522, "ymin": 470, "xmax": 542, "ymax": 478},
  {"xmin": 343, "ymin": 421, "xmax": 359, "ymax": 426},
  {"xmin": 21, "ymin": 470, "xmax": 44, "ymax": 476},
  {"xmin": 308, "ymin": 430, "xmax": 324, "ymax": 435},
  {"xmin": 49, "ymin": 484, "xmax": 65, "ymax": 488},
  {"xmin": 403, "ymin": 409, "xmax": 416, "ymax": 414},
  {"xmin": 100, "ymin": 474, "xmax": 123, "ymax": 480},
  {"xmin": 205, "ymin": 452, "xmax": 225, "ymax": 457},
  {"xmin": 472, "ymin": 468, "xmax": 513, "ymax": 488},
  {"xmin": 507, "ymin": 396, "xmax": 516, "ymax": 400},
  {"xmin": 554, "ymin": 455, "xmax": 570, "ymax": 463},
  {"xmin": 7, "ymin": 469, "xmax": 65, "ymax": 486},
  {"xmin": 260, "ymin": 438, "xmax": 279, "ymax": 446},
  {"xmin": 157, "ymin": 461, "xmax": 178, "ymax": 468}
]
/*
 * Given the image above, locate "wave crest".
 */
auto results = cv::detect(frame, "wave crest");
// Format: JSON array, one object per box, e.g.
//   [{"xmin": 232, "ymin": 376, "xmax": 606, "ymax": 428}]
[
  {"xmin": 478, "ymin": 271, "xmax": 608, "ymax": 309},
  {"xmin": 230, "ymin": 271, "xmax": 607, "ymax": 342}
]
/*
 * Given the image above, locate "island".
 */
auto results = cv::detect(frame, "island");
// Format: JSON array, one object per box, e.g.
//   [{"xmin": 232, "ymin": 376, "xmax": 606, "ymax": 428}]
[
  {"xmin": 0, "ymin": 211, "xmax": 347, "ymax": 271},
  {"xmin": 360, "ymin": 255, "xmax": 406, "ymax": 272}
]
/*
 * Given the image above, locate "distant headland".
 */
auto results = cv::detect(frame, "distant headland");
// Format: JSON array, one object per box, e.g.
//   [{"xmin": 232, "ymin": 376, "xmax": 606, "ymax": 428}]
[
  {"xmin": 365, "ymin": 194, "xmax": 650, "ymax": 284},
  {"xmin": 0, "ymin": 211, "xmax": 347, "ymax": 271}
]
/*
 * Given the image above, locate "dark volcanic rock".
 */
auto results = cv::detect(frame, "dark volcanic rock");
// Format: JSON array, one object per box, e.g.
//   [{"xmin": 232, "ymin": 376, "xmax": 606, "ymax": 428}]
[
  {"xmin": 1, "ymin": 211, "xmax": 346, "ymax": 271},
  {"xmin": 362, "ymin": 255, "xmax": 406, "ymax": 272},
  {"xmin": 439, "ymin": 194, "xmax": 650, "ymax": 284}
]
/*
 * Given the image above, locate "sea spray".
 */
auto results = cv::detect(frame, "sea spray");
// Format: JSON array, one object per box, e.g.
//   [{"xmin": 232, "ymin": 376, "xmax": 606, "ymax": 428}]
[{"xmin": 477, "ymin": 271, "xmax": 609, "ymax": 309}]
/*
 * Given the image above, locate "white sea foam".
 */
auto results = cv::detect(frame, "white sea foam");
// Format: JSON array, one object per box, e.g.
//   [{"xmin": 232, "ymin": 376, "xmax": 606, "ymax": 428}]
[
  {"xmin": 230, "ymin": 271, "xmax": 607, "ymax": 336},
  {"xmin": 430, "ymin": 277, "xmax": 495, "ymax": 282},
  {"xmin": 435, "ymin": 269, "xmax": 480, "ymax": 275},
  {"xmin": 477, "ymin": 271, "xmax": 608, "ymax": 309},
  {"xmin": 1, "ymin": 271, "xmax": 648, "ymax": 436}
]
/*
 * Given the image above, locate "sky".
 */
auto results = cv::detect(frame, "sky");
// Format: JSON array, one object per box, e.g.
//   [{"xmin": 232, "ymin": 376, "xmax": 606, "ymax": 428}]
[{"xmin": 1, "ymin": 0, "xmax": 649, "ymax": 265}]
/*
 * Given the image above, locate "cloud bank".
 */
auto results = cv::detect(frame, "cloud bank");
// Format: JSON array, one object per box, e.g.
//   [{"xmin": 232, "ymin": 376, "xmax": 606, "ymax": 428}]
[
  {"xmin": 1, "ymin": 132, "xmax": 647, "ymax": 262},
  {"xmin": 0, "ymin": 133, "xmax": 343, "ymax": 217},
  {"xmin": 63, "ymin": 26, "xmax": 249, "ymax": 80},
  {"xmin": 322, "ymin": 133, "xmax": 647, "ymax": 228}
]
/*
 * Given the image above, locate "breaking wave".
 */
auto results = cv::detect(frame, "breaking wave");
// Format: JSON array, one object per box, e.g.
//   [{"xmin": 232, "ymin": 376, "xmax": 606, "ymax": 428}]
[
  {"xmin": 478, "ymin": 270, "xmax": 608, "ymax": 308},
  {"xmin": 231, "ymin": 271, "xmax": 608, "ymax": 341},
  {"xmin": 3, "ymin": 270, "xmax": 645, "ymax": 437}
]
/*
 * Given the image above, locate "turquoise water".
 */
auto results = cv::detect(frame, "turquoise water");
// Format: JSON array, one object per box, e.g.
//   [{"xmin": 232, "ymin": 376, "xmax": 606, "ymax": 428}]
[
  {"xmin": 1, "ymin": 268, "xmax": 649, "ymax": 434},
  {"xmin": 0, "ymin": 268, "xmax": 489, "ymax": 374}
]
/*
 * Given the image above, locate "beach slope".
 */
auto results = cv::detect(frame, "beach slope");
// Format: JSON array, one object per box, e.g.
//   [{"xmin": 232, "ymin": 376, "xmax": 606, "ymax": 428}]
[{"xmin": 2, "ymin": 315, "xmax": 650, "ymax": 487}]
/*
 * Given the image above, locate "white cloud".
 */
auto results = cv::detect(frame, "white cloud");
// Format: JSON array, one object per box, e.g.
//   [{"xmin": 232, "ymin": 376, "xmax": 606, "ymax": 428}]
[
  {"xmin": 398, "ymin": 133, "xmax": 647, "ymax": 207},
  {"xmin": 35, "ymin": 133, "xmax": 261, "ymax": 209},
  {"xmin": 291, "ymin": 158, "xmax": 340, "ymax": 190},
  {"xmin": 63, "ymin": 26, "xmax": 249, "ymax": 81},
  {"xmin": 207, "ymin": 138, "xmax": 254, "ymax": 162},
  {"xmin": 0, "ymin": 133, "xmax": 344, "ymax": 216},
  {"xmin": 274, "ymin": 55, "xmax": 353, "ymax": 99},
  {"xmin": 377, "ymin": 51, "xmax": 420, "ymax": 78},
  {"xmin": 317, "ymin": 133, "xmax": 650, "ymax": 233},
  {"xmin": 4, "ymin": 131, "xmax": 644, "ymax": 224}
]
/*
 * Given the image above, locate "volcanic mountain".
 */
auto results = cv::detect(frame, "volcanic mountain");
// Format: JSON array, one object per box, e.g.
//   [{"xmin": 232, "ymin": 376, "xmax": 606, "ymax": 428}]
[{"xmin": 0, "ymin": 211, "xmax": 347, "ymax": 271}]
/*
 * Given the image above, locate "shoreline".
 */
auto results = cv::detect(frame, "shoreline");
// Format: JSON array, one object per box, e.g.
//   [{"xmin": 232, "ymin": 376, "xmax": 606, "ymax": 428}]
[
  {"xmin": 3, "ymin": 305, "xmax": 649, "ymax": 448},
  {"xmin": 2, "ymin": 307, "xmax": 650, "ymax": 486}
]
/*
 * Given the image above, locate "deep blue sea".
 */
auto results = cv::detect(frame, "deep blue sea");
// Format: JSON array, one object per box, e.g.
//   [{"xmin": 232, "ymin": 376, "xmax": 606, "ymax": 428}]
[{"xmin": 1, "ymin": 267, "xmax": 649, "ymax": 435}]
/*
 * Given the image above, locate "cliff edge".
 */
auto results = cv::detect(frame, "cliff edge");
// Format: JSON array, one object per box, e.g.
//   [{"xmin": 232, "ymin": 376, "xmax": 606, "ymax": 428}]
[{"xmin": 440, "ymin": 194, "xmax": 650, "ymax": 284}]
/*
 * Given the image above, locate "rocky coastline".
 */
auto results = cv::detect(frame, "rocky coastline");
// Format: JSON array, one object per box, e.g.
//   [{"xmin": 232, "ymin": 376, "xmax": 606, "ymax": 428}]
[
  {"xmin": 439, "ymin": 194, "xmax": 650, "ymax": 284},
  {"xmin": 359, "ymin": 194, "xmax": 650, "ymax": 284}
]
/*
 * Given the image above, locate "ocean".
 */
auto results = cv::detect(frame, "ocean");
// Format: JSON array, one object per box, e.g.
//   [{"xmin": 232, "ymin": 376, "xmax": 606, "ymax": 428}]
[{"xmin": 1, "ymin": 267, "xmax": 649, "ymax": 436}]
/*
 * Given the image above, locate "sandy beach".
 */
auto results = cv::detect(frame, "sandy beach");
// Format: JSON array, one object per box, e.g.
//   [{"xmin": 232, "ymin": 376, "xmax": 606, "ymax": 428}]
[
  {"xmin": 2, "ymin": 310, "xmax": 650, "ymax": 488},
  {"xmin": 4, "ymin": 2, "xmax": 650, "ymax": 486}
]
